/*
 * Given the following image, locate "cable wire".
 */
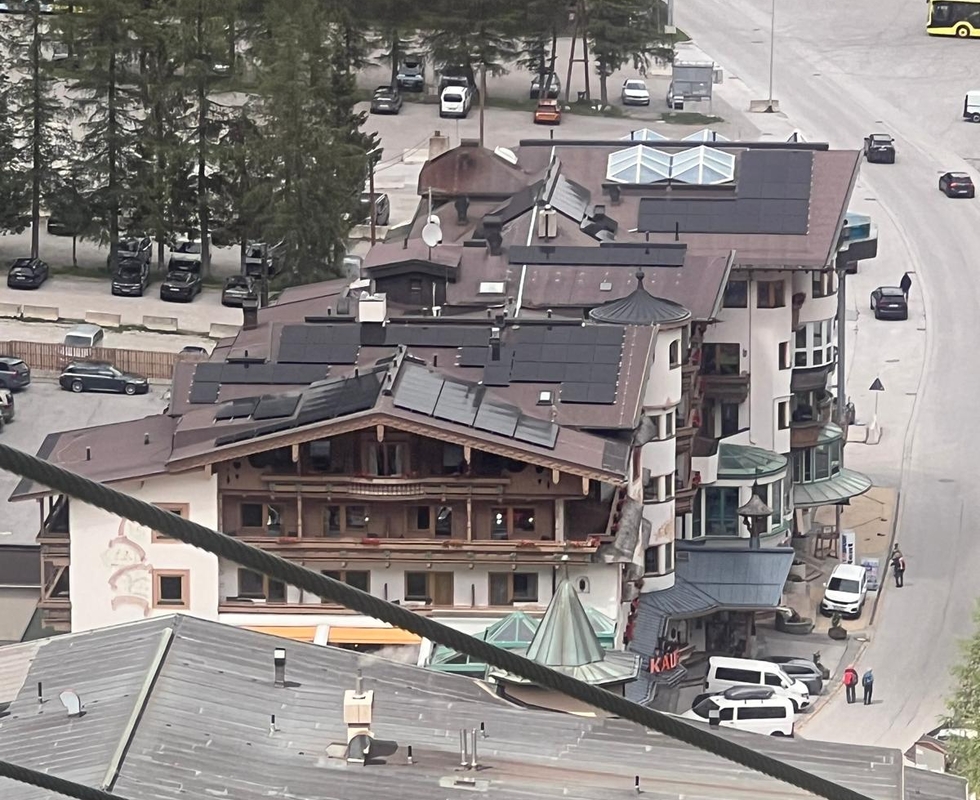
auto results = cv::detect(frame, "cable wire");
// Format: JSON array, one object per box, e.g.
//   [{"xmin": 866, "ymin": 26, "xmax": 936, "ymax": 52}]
[
  {"xmin": 0, "ymin": 758, "xmax": 129, "ymax": 800},
  {"xmin": 0, "ymin": 441, "xmax": 873, "ymax": 800}
]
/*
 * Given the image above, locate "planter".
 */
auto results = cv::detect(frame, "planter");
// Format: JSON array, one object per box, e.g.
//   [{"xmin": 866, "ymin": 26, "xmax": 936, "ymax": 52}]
[
  {"xmin": 828, "ymin": 626, "xmax": 848, "ymax": 640},
  {"xmin": 790, "ymin": 561, "xmax": 807, "ymax": 580},
  {"xmin": 775, "ymin": 609, "xmax": 815, "ymax": 635}
]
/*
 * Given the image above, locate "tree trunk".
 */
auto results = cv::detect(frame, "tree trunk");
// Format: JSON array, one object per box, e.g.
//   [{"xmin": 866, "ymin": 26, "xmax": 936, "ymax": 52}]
[
  {"xmin": 389, "ymin": 32, "xmax": 399, "ymax": 88},
  {"xmin": 599, "ymin": 68, "xmax": 608, "ymax": 106},
  {"xmin": 71, "ymin": 235, "xmax": 77, "ymax": 268},
  {"xmin": 29, "ymin": 11, "xmax": 41, "ymax": 259},
  {"xmin": 580, "ymin": 23, "xmax": 591, "ymax": 101}
]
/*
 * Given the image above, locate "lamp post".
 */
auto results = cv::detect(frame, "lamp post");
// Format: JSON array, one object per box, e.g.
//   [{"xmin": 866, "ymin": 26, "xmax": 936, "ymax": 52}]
[
  {"xmin": 738, "ymin": 482, "xmax": 772, "ymax": 551},
  {"xmin": 766, "ymin": 0, "xmax": 776, "ymax": 112}
]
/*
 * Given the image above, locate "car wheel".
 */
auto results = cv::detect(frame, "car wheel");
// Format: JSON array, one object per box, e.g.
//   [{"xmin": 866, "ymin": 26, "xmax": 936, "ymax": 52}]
[
  {"xmin": 790, "ymin": 700, "xmax": 800, "ymax": 714},
  {"xmin": 124, "ymin": 384, "xmax": 137, "ymax": 395},
  {"xmin": 770, "ymin": 731, "xmax": 788, "ymax": 737},
  {"xmin": 874, "ymin": 309, "xmax": 881, "ymax": 320},
  {"xmin": 972, "ymin": 113, "xmax": 980, "ymax": 123},
  {"xmin": 956, "ymin": 24, "xmax": 970, "ymax": 37},
  {"xmin": 71, "ymin": 380, "xmax": 84, "ymax": 393}
]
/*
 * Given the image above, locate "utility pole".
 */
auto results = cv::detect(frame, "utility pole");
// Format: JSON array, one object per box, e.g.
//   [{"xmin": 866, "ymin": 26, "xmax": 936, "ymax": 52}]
[
  {"xmin": 835, "ymin": 262, "xmax": 847, "ymax": 536},
  {"xmin": 478, "ymin": 64, "xmax": 487, "ymax": 147},
  {"xmin": 766, "ymin": 0, "xmax": 776, "ymax": 112},
  {"xmin": 369, "ymin": 162, "xmax": 377, "ymax": 246}
]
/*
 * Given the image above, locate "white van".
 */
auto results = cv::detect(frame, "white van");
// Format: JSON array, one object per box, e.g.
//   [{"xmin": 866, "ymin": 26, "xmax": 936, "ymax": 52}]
[
  {"xmin": 682, "ymin": 687, "xmax": 795, "ymax": 737},
  {"xmin": 963, "ymin": 90, "xmax": 980, "ymax": 123},
  {"xmin": 440, "ymin": 86, "xmax": 472, "ymax": 118},
  {"xmin": 704, "ymin": 656, "xmax": 810, "ymax": 712}
]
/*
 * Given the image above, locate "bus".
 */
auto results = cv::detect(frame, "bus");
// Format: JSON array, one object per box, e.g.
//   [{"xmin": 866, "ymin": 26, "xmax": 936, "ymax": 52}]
[{"xmin": 927, "ymin": 0, "xmax": 980, "ymax": 36}]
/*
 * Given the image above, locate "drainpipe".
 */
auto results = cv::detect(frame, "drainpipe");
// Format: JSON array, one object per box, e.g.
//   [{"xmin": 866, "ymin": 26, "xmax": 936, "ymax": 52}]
[{"xmin": 835, "ymin": 262, "xmax": 847, "ymax": 537}]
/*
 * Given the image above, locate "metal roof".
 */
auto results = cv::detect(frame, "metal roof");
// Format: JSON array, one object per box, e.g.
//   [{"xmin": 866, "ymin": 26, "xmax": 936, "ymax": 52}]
[
  {"xmin": 0, "ymin": 615, "xmax": 911, "ymax": 800},
  {"xmin": 717, "ymin": 443, "xmax": 788, "ymax": 479},
  {"xmin": 905, "ymin": 767, "xmax": 969, "ymax": 800},
  {"xmin": 794, "ymin": 467, "xmax": 873, "ymax": 508},
  {"xmin": 589, "ymin": 271, "xmax": 692, "ymax": 326}
]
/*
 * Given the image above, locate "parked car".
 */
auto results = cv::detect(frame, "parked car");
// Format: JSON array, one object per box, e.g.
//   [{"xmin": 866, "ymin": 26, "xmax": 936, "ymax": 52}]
[
  {"xmin": 926, "ymin": 726, "xmax": 979, "ymax": 742},
  {"xmin": 243, "ymin": 240, "xmax": 284, "ymax": 278},
  {"xmin": 863, "ymin": 133, "xmax": 896, "ymax": 164},
  {"xmin": 168, "ymin": 236, "xmax": 206, "ymax": 271},
  {"xmin": 111, "ymin": 258, "xmax": 150, "ymax": 296},
  {"xmin": 360, "ymin": 191, "xmax": 391, "ymax": 226},
  {"xmin": 939, "ymin": 171, "xmax": 976, "ymax": 198},
  {"xmin": 160, "ymin": 270, "xmax": 202, "ymax": 302},
  {"xmin": 0, "ymin": 388, "xmax": 13, "ymax": 423},
  {"xmin": 621, "ymin": 78, "xmax": 651, "ymax": 105},
  {"xmin": 704, "ymin": 656, "xmax": 811, "ymax": 712},
  {"xmin": 179, "ymin": 345, "xmax": 210, "ymax": 357},
  {"xmin": 439, "ymin": 85, "xmax": 473, "ymax": 118},
  {"xmin": 870, "ymin": 286, "xmax": 908, "ymax": 320},
  {"xmin": 758, "ymin": 657, "xmax": 823, "ymax": 695},
  {"xmin": 439, "ymin": 72, "xmax": 477, "ymax": 98},
  {"xmin": 0, "ymin": 356, "xmax": 31, "ymax": 390},
  {"xmin": 529, "ymin": 74, "xmax": 561, "ymax": 100},
  {"xmin": 46, "ymin": 215, "xmax": 80, "ymax": 236},
  {"xmin": 107, "ymin": 236, "xmax": 152, "ymax": 269},
  {"xmin": 533, "ymin": 99, "xmax": 562, "ymax": 125},
  {"xmin": 63, "ymin": 324, "xmax": 104, "ymax": 349},
  {"xmin": 396, "ymin": 56, "xmax": 425, "ymax": 91},
  {"xmin": 820, "ymin": 563, "xmax": 868, "ymax": 618},
  {"xmin": 222, "ymin": 275, "xmax": 258, "ymax": 307},
  {"xmin": 681, "ymin": 687, "xmax": 795, "ymax": 737},
  {"xmin": 7, "ymin": 257, "xmax": 49, "ymax": 289},
  {"xmin": 59, "ymin": 362, "xmax": 149, "ymax": 395},
  {"xmin": 370, "ymin": 85, "xmax": 403, "ymax": 115}
]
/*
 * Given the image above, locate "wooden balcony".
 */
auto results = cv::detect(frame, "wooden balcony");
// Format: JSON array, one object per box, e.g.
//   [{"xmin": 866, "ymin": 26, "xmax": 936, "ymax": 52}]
[
  {"xmin": 675, "ymin": 424, "xmax": 698, "ymax": 453},
  {"xmin": 701, "ymin": 373, "xmax": 750, "ymax": 403},
  {"xmin": 218, "ymin": 599, "xmax": 549, "ymax": 616},
  {"xmin": 38, "ymin": 598, "xmax": 70, "ymax": 632},
  {"xmin": 38, "ymin": 496, "xmax": 70, "ymax": 544},
  {"xmin": 681, "ymin": 363, "xmax": 701, "ymax": 395},
  {"xmin": 261, "ymin": 474, "xmax": 512, "ymax": 500},
  {"xmin": 675, "ymin": 482, "xmax": 699, "ymax": 514}
]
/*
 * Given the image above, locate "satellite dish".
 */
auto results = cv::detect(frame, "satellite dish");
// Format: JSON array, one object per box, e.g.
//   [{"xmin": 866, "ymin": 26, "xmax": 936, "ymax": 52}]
[
  {"xmin": 421, "ymin": 221, "xmax": 443, "ymax": 248},
  {"xmin": 59, "ymin": 690, "xmax": 84, "ymax": 718}
]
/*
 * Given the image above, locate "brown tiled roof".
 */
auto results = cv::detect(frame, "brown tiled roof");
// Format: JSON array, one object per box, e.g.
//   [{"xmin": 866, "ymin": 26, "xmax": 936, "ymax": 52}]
[{"xmin": 418, "ymin": 142, "xmax": 538, "ymax": 198}]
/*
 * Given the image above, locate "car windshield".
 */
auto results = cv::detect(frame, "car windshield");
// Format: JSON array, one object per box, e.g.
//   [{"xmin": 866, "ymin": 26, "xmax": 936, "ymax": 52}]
[
  {"xmin": 167, "ymin": 272, "xmax": 192, "ymax": 284},
  {"xmin": 626, "ymin": 81, "xmax": 647, "ymax": 89},
  {"xmin": 64, "ymin": 335, "xmax": 93, "ymax": 346},
  {"xmin": 227, "ymin": 277, "xmax": 249, "ymax": 288},
  {"xmin": 829, "ymin": 577, "xmax": 860, "ymax": 594},
  {"xmin": 117, "ymin": 266, "xmax": 141, "ymax": 278},
  {"xmin": 444, "ymin": 93, "xmax": 462, "ymax": 102},
  {"xmin": 12, "ymin": 259, "xmax": 33, "ymax": 268},
  {"xmin": 119, "ymin": 240, "xmax": 140, "ymax": 252},
  {"xmin": 881, "ymin": 287, "xmax": 904, "ymax": 296},
  {"xmin": 691, "ymin": 699, "xmax": 719, "ymax": 719},
  {"xmin": 176, "ymin": 241, "xmax": 201, "ymax": 254}
]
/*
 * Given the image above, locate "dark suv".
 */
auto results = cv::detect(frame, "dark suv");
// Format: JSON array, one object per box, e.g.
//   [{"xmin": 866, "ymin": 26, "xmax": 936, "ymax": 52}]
[
  {"xmin": 59, "ymin": 362, "xmax": 149, "ymax": 395},
  {"xmin": 107, "ymin": 236, "xmax": 152, "ymax": 269},
  {"xmin": 0, "ymin": 357, "xmax": 31, "ymax": 390},
  {"xmin": 7, "ymin": 257, "xmax": 49, "ymax": 289},
  {"xmin": 111, "ymin": 258, "xmax": 150, "ymax": 296},
  {"xmin": 863, "ymin": 133, "xmax": 895, "ymax": 164}
]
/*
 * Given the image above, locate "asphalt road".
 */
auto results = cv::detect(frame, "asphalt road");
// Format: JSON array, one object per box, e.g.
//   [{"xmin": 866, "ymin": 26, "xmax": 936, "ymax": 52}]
[
  {"xmin": 675, "ymin": 0, "xmax": 980, "ymax": 749},
  {"xmin": 0, "ymin": 380, "xmax": 163, "ymax": 547}
]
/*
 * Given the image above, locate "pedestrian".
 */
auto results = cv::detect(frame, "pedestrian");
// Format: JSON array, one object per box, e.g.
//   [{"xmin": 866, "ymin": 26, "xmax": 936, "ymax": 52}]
[
  {"xmin": 891, "ymin": 546, "xmax": 906, "ymax": 588},
  {"xmin": 862, "ymin": 668, "xmax": 875, "ymax": 705},
  {"xmin": 900, "ymin": 272, "xmax": 912, "ymax": 301},
  {"xmin": 843, "ymin": 665, "xmax": 858, "ymax": 704}
]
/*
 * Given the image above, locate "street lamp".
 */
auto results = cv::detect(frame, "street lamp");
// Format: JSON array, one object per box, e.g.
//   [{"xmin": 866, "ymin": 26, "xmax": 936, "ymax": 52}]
[
  {"xmin": 738, "ymin": 482, "xmax": 772, "ymax": 551},
  {"xmin": 766, "ymin": 0, "xmax": 776, "ymax": 112}
]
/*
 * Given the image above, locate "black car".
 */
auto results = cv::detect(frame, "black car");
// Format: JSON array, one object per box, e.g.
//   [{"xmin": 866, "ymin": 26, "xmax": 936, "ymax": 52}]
[
  {"xmin": 221, "ymin": 275, "xmax": 258, "ymax": 307},
  {"xmin": 370, "ymin": 85, "xmax": 403, "ymax": 115},
  {"xmin": 863, "ymin": 133, "xmax": 895, "ymax": 164},
  {"xmin": 395, "ymin": 56, "xmax": 425, "ymax": 91},
  {"xmin": 111, "ymin": 258, "xmax": 150, "ymax": 296},
  {"xmin": 870, "ymin": 286, "xmax": 908, "ymax": 320},
  {"xmin": 530, "ymin": 74, "xmax": 561, "ymax": 100},
  {"xmin": 7, "ymin": 257, "xmax": 49, "ymax": 289},
  {"xmin": 939, "ymin": 171, "xmax": 976, "ymax": 198},
  {"xmin": 46, "ymin": 215, "xmax": 81, "ymax": 237},
  {"xmin": 59, "ymin": 362, "xmax": 149, "ymax": 395},
  {"xmin": 160, "ymin": 270, "xmax": 202, "ymax": 302},
  {"xmin": 106, "ymin": 236, "xmax": 152, "ymax": 269},
  {"xmin": 0, "ymin": 357, "xmax": 31, "ymax": 390},
  {"xmin": 360, "ymin": 191, "xmax": 391, "ymax": 226}
]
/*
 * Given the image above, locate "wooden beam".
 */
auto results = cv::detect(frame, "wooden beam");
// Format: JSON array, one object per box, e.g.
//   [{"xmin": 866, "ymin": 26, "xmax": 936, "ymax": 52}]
[{"xmin": 376, "ymin": 424, "xmax": 385, "ymax": 442}]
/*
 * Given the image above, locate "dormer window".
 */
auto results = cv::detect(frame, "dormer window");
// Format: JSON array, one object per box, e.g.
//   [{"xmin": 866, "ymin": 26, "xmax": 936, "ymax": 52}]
[{"xmin": 537, "ymin": 390, "xmax": 554, "ymax": 405}]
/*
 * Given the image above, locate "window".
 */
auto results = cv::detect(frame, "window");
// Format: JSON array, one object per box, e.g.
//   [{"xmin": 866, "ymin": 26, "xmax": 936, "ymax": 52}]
[
  {"xmin": 664, "ymin": 410, "xmax": 675, "ymax": 437},
  {"xmin": 644, "ymin": 542, "xmax": 673, "ymax": 575},
  {"xmin": 346, "ymin": 506, "xmax": 367, "ymax": 531},
  {"xmin": 792, "ymin": 439, "xmax": 843, "ymax": 484},
  {"xmin": 757, "ymin": 280, "xmax": 785, "ymax": 309},
  {"xmin": 770, "ymin": 479, "xmax": 783, "ymax": 525},
  {"xmin": 153, "ymin": 570, "xmax": 189, "ymax": 609},
  {"xmin": 644, "ymin": 473, "xmax": 675, "ymax": 503},
  {"xmin": 489, "ymin": 572, "xmax": 539, "ymax": 605},
  {"xmin": 442, "ymin": 443, "xmax": 464, "ymax": 474},
  {"xmin": 705, "ymin": 486, "xmax": 740, "ymax": 536},
  {"xmin": 308, "ymin": 440, "xmax": 340, "ymax": 473},
  {"xmin": 408, "ymin": 505, "xmax": 454, "ymax": 536},
  {"xmin": 764, "ymin": 673, "xmax": 789, "ymax": 688},
  {"xmin": 812, "ymin": 270, "xmax": 835, "ymax": 298},
  {"xmin": 715, "ymin": 666, "xmax": 761, "ymax": 683},
  {"xmin": 240, "ymin": 502, "xmax": 282, "ymax": 535},
  {"xmin": 722, "ymin": 280, "xmax": 748, "ymax": 308},
  {"xmin": 409, "ymin": 278, "xmax": 423, "ymax": 298},
  {"xmin": 701, "ymin": 343, "xmax": 740, "ymax": 375},
  {"xmin": 777, "ymin": 401, "xmax": 790, "ymax": 430},
  {"xmin": 489, "ymin": 507, "xmax": 536, "ymax": 539},
  {"xmin": 720, "ymin": 402, "xmax": 740, "ymax": 437},
  {"xmin": 320, "ymin": 570, "xmax": 370, "ymax": 600},
  {"xmin": 324, "ymin": 505, "xmax": 368, "ymax": 535},
  {"xmin": 152, "ymin": 503, "xmax": 188, "ymax": 542},
  {"xmin": 778, "ymin": 341, "xmax": 791, "ymax": 370},
  {"xmin": 691, "ymin": 489, "xmax": 703, "ymax": 538},
  {"xmin": 238, "ymin": 568, "xmax": 286, "ymax": 602},
  {"xmin": 368, "ymin": 443, "xmax": 404, "ymax": 476},
  {"xmin": 794, "ymin": 319, "xmax": 835, "ymax": 368},
  {"xmin": 740, "ymin": 706, "xmax": 788, "ymax": 720},
  {"xmin": 668, "ymin": 339, "xmax": 681, "ymax": 368},
  {"xmin": 404, "ymin": 571, "xmax": 454, "ymax": 604}
]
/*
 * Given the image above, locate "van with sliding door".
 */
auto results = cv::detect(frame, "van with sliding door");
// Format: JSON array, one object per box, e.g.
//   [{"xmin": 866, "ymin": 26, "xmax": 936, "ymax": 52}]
[{"xmin": 704, "ymin": 656, "xmax": 811, "ymax": 712}]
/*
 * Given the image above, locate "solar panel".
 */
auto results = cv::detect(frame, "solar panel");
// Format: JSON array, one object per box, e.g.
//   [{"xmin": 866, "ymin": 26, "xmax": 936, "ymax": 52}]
[
  {"xmin": 513, "ymin": 415, "xmax": 559, "ymax": 449},
  {"xmin": 392, "ymin": 367, "xmax": 445, "ymax": 416},
  {"xmin": 508, "ymin": 245, "xmax": 683, "ymax": 267},
  {"xmin": 194, "ymin": 363, "xmax": 224, "ymax": 383},
  {"xmin": 271, "ymin": 364, "xmax": 328, "ymax": 385},
  {"xmin": 277, "ymin": 344, "xmax": 307, "ymax": 363},
  {"xmin": 509, "ymin": 361, "xmax": 543, "ymax": 382},
  {"xmin": 220, "ymin": 364, "xmax": 274, "ymax": 384},
  {"xmin": 215, "ymin": 429, "xmax": 257, "ymax": 447},
  {"xmin": 296, "ymin": 381, "xmax": 345, "ymax": 425},
  {"xmin": 585, "ymin": 384, "xmax": 617, "ymax": 404},
  {"xmin": 458, "ymin": 347, "xmax": 488, "ymax": 368},
  {"xmin": 593, "ymin": 345, "xmax": 622, "ymax": 364},
  {"xmin": 432, "ymin": 379, "xmax": 483, "ymax": 426},
  {"xmin": 214, "ymin": 398, "xmax": 259, "ymax": 420},
  {"xmin": 252, "ymin": 394, "xmax": 301, "ymax": 420},
  {"xmin": 482, "ymin": 363, "xmax": 512, "ymax": 386},
  {"xmin": 585, "ymin": 363, "xmax": 621, "ymax": 384},
  {"xmin": 359, "ymin": 323, "xmax": 386, "ymax": 347},
  {"xmin": 189, "ymin": 382, "xmax": 220, "ymax": 404},
  {"xmin": 473, "ymin": 400, "xmax": 520, "ymax": 438},
  {"xmin": 333, "ymin": 372, "xmax": 383, "ymax": 417},
  {"xmin": 592, "ymin": 326, "xmax": 625, "ymax": 346},
  {"xmin": 560, "ymin": 383, "xmax": 592, "ymax": 404}
]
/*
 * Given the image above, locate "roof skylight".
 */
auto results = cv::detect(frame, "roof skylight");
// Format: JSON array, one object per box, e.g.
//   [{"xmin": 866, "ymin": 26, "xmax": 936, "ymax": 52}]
[
  {"xmin": 605, "ymin": 144, "xmax": 736, "ymax": 186},
  {"xmin": 620, "ymin": 128, "xmax": 668, "ymax": 142}
]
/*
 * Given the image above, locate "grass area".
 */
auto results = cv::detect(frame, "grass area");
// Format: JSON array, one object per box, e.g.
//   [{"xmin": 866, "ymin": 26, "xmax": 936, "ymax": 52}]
[
  {"xmin": 484, "ymin": 94, "xmax": 625, "ymax": 118},
  {"xmin": 661, "ymin": 111, "xmax": 723, "ymax": 125}
]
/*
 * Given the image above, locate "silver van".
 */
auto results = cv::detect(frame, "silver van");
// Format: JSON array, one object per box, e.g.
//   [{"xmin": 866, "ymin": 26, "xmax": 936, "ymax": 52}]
[{"xmin": 64, "ymin": 324, "xmax": 105, "ymax": 348}]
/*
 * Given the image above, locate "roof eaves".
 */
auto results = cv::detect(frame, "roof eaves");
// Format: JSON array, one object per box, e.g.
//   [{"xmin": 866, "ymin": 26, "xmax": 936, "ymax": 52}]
[
  {"xmin": 707, "ymin": 251, "xmax": 736, "ymax": 320},
  {"xmin": 826, "ymin": 151, "xmax": 863, "ymax": 269}
]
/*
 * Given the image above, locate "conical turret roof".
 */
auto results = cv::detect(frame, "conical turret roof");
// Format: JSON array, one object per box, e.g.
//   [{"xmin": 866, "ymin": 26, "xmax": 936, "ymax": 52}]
[{"xmin": 589, "ymin": 270, "xmax": 691, "ymax": 326}]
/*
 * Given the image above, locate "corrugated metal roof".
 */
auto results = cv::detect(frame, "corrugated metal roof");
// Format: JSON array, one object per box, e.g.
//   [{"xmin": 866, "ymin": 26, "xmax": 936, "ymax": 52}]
[
  {"xmin": 794, "ymin": 467, "xmax": 873, "ymax": 508},
  {"xmin": 905, "ymin": 768, "xmax": 968, "ymax": 800},
  {"xmin": 0, "ymin": 615, "xmax": 909, "ymax": 800}
]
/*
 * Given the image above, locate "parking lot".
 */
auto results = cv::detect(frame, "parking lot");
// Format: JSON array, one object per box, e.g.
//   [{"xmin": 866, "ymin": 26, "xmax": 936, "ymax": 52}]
[{"xmin": 0, "ymin": 379, "xmax": 163, "ymax": 546}]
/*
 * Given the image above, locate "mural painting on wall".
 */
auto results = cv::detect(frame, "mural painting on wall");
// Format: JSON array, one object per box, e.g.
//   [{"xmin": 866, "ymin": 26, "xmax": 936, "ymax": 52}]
[{"xmin": 102, "ymin": 519, "xmax": 155, "ymax": 617}]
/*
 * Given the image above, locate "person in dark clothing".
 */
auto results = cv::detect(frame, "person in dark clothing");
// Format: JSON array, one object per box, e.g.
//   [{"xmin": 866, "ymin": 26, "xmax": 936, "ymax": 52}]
[
  {"xmin": 900, "ymin": 272, "xmax": 912, "ymax": 301},
  {"xmin": 891, "ymin": 547, "xmax": 906, "ymax": 587},
  {"xmin": 862, "ymin": 669, "xmax": 874, "ymax": 705},
  {"xmin": 843, "ymin": 665, "xmax": 858, "ymax": 704}
]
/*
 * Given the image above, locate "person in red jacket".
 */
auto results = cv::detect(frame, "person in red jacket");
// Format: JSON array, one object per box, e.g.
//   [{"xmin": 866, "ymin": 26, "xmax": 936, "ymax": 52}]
[{"xmin": 843, "ymin": 665, "xmax": 859, "ymax": 704}]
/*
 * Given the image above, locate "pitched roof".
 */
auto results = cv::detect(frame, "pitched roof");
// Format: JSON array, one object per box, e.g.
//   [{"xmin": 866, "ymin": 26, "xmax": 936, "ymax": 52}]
[{"xmin": 418, "ymin": 141, "xmax": 538, "ymax": 198}]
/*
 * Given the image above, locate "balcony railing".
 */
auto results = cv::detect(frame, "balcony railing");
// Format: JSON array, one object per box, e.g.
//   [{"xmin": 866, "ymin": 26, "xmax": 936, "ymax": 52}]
[
  {"xmin": 701, "ymin": 372, "xmax": 750, "ymax": 403},
  {"xmin": 218, "ymin": 599, "xmax": 549, "ymax": 615},
  {"xmin": 261, "ymin": 475, "xmax": 511, "ymax": 499},
  {"xmin": 39, "ymin": 496, "xmax": 70, "ymax": 542},
  {"xmin": 791, "ymin": 397, "xmax": 834, "ymax": 429}
]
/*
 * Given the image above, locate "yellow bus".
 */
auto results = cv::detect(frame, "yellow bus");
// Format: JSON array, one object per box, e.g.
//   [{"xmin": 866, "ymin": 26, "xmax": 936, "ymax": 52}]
[{"xmin": 927, "ymin": 0, "xmax": 980, "ymax": 36}]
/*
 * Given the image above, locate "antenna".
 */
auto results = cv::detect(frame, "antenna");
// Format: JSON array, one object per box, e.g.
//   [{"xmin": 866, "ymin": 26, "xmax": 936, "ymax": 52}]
[{"xmin": 59, "ymin": 690, "xmax": 83, "ymax": 718}]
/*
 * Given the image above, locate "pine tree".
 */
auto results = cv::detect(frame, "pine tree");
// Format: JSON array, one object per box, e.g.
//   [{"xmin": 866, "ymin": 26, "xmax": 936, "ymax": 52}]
[
  {"xmin": 0, "ymin": 56, "xmax": 29, "ymax": 236},
  {"xmin": 944, "ymin": 605, "xmax": 980, "ymax": 785},
  {"xmin": 420, "ymin": 0, "xmax": 519, "ymax": 86},
  {"xmin": 587, "ymin": 0, "xmax": 670, "ymax": 105}
]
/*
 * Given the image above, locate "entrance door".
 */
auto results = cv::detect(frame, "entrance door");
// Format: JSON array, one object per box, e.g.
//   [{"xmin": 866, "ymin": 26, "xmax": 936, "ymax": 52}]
[{"xmin": 432, "ymin": 572, "xmax": 454, "ymax": 606}]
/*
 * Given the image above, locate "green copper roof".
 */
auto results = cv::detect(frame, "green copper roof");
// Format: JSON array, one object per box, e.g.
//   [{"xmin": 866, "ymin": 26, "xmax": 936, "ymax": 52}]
[
  {"xmin": 718, "ymin": 443, "xmax": 787, "ymax": 479},
  {"xmin": 794, "ymin": 467, "xmax": 872, "ymax": 508}
]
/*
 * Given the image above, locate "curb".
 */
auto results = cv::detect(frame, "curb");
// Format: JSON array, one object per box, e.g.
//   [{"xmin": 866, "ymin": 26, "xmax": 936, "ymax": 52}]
[
  {"xmin": 868, "ymin": 487, "xmax": 901, "ymax": 627},
  {"xmin": 797, "ymin": 635, "xmax": 870, "ymax": 731}
]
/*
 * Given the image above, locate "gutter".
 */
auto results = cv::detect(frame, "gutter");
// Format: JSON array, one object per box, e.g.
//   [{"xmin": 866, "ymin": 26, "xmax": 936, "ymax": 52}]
[{"xmin": 514, "ymin": 145, "xmax": 555, "ymax": 317}]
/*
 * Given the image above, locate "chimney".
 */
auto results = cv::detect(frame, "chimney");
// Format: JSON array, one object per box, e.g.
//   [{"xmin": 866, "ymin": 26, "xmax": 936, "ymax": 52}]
[
  {"xmin": 344, "ymin": 673, "xmax": 375, "ymax": 746},
  {"xmin": 356, "ymin": 292, "xmax": 388, "ymax": 324},
  {"xmin": 482, "ymin": 215, "xmax": 503, "ymax": 256},
  {"xmin": 273, "ymin": 648, "xmax": 286, "ymax": 687},
  {"xmin": 143, "ymin": 433, "xmax": 149, "ymax": 445},
  {"xmin": 454, "ymin": 195, "xmax": 470, "ymax": 223},
  {"xmin": 428, "ymin": 130, "xmax": 450, "ymax": 159},
  {"xmin": 242, "ymin": 296, "xmax": 259, "ymax": 330},
  {"xmin": 593, "ymin": 203, "xmax": 606, "ymax": 218},
  {"xmin": 608, "ymin": 185, "xmax": 622, "ymax": 204},
  {"xmin": 536, "ymin": 205, "xmax": 557, "ymax": 240},
  {"xmin": 489, "ymin": 327, "xmax": 501, "ymax": 362}
]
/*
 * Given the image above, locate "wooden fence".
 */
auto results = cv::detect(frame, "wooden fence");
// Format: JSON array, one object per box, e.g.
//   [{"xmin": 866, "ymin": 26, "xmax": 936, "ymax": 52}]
[{"xmin": 2, "ymin": 340, "xmax": 180, "ymax": 380}]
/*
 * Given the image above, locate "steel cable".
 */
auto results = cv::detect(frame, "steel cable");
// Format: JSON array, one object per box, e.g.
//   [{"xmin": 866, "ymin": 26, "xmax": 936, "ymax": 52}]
[
  {"xmin": 0, "ymin": 758, "xmax": 129, "ymax": 800},
  {"xmin": 0, "ymin": 441, "xmax": 872, "ymax": 800}
]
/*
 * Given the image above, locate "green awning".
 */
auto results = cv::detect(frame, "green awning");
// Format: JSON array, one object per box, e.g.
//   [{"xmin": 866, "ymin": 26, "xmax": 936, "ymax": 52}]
[
  {"xmin": 793, "ymin": 467, "xmax": 872, "ymax": 508},
  {"xmin": 718, "ymin": 443, "xmax": 787, "ymax": 479}
]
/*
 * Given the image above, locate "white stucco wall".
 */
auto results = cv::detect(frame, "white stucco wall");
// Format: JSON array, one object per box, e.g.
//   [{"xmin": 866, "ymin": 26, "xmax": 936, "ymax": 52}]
[
  {"xmin": 640, "ymin": 437, "xmax": 675, "ymax": 478},
  {"xmin": 644, "ymin": 328, "xmax": 684, "ymax": 409},
  {"xmin": 69, "ymin": 470, "xmax": 219, "ymax": 632}
]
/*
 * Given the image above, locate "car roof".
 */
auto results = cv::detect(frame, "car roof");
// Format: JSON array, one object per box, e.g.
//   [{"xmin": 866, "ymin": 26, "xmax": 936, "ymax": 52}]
[
  {"xmin": 878, "ymin": 286, "xmax": 904, "ymax": 295},
  {"xmin": 11, "ymin": 257, "xmax": 37, "ymax": 267},
  {"xmin": 66, "ymin": 361, "xmax": 112, "ymax": 369},
  {"xmin": 830, "ymin": 563, "xmax": 866, "ymax": 579},
  {"xmin": 869, "ymin": 133, "xmax": 892, "ymax": 139},
  {"xmin": 68, "ymin": 324, "xmax": 103, "ymax": 334},
  {"xmin": 723, "ymin": 686, "xmax": 776, "ymax": 700},
  {"xmin": 948, "ymin": 172, "xmax": 972, "ymax": 178}
]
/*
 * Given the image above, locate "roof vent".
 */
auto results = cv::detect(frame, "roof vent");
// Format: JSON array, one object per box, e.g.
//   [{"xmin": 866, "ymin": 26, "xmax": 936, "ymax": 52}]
[
  {"xmin": 493, "ymin": 146, "xmax": 518, "ymax": 165},
  {"xmin": 537, "ymin": 205, "xmax": 557, "ymax": 240},
  {"xmin": 356, "ymin": 292, "xmax": 388, "ymax": 324},
  {"xmin": 600, "ymin": 281, "xmax": 613, "ymax": 292},
  {"xmin": 242, "ymin": 296, "xmax": 259, "ymax": 330},
  {"xmin": 482, "ymin": 215, "xmax": 503, "ymax": 256},
  {"xmin": 59, "ymin": 690, "xmax": 84, "ymax": 718}
]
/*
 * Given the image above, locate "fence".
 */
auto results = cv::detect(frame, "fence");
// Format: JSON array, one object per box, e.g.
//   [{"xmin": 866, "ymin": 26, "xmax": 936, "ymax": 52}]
[{"xmin": 2, "ymin": 340, "xmax": 180, "ymax": 380}]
